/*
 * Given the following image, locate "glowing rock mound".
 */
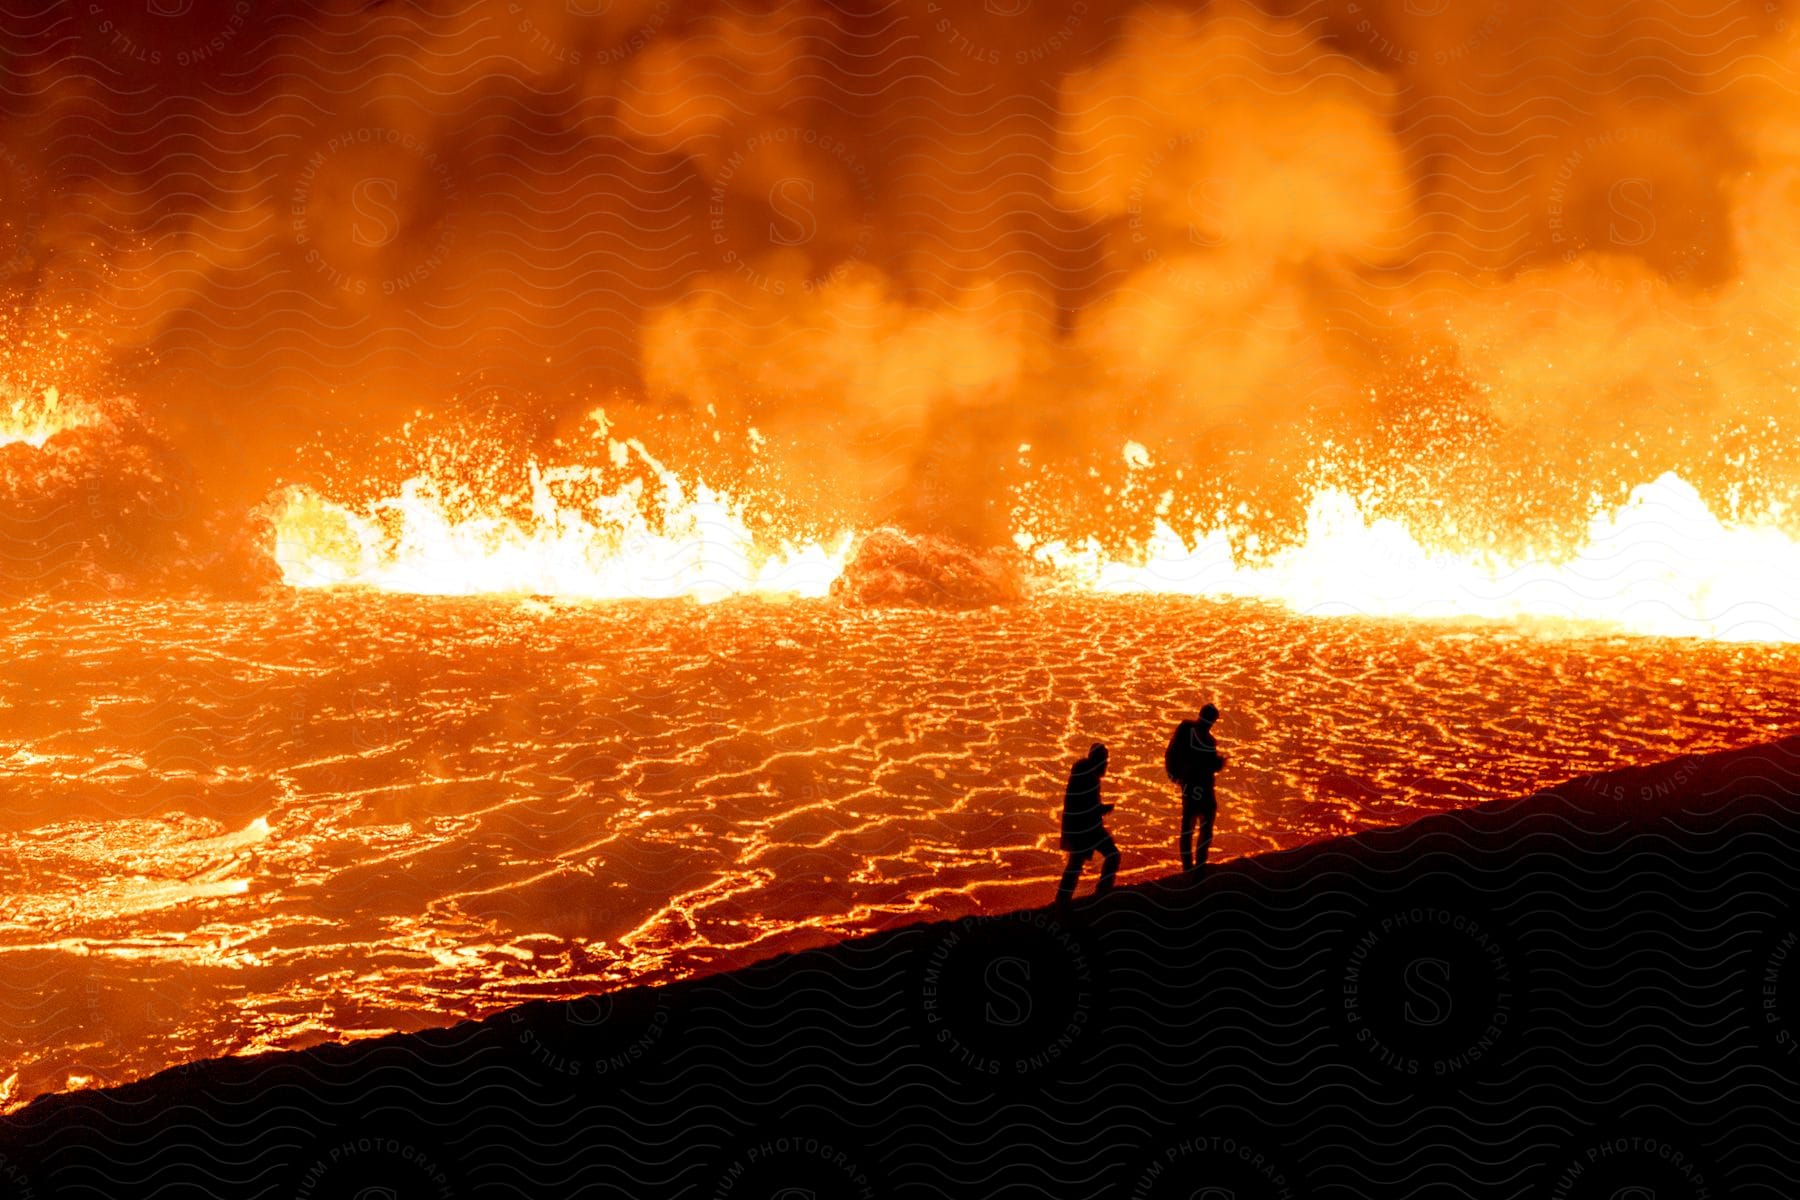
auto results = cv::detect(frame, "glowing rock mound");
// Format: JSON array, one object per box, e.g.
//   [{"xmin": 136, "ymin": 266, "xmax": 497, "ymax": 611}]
[
  {"xmin": 829, "ymin": 529, "xmax": 1025, "ymax": 609},
  {"xmin": 1, "ymin": 407, "xmax": 193, "ymax": 593}
]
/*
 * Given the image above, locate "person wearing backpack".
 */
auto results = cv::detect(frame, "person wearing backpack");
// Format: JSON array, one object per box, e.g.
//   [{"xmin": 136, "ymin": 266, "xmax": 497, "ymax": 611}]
[
  {"xmin": 1055, "ymin": 742, "xmax": 1119, "ymax": 906},
  {"xmin": 1165, "ymin": 703, "xmax": 1225, "ymax": 873}
]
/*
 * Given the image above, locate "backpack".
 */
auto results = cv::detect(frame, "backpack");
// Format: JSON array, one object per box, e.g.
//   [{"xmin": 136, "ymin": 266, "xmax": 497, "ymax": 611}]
[{"xmin": 1164, "ymin": 724, "xmax": 1191, "ymax": 783}]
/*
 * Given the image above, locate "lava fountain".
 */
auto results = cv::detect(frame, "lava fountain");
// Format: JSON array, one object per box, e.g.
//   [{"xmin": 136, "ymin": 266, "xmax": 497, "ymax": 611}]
[
  {"xmin": 0, "ymin": 385, "xmax": 95, "ymax": 449},
  {"xmin": 1021, "ymin": 467, "xmax": 1800, "ymax": 643},
  {"xmin": 272, "ymin": 420, "xmax": 853, "ymax": 602}
]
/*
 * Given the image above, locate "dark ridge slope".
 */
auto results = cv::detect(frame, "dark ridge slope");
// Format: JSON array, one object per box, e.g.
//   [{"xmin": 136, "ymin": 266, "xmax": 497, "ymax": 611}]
[{"xmin": 4, "ymin": 736, "xmax": 1799, "ymax": 1198}]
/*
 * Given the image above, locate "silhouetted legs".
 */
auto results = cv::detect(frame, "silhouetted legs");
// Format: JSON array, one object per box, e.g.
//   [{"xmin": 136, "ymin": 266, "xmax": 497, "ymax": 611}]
[
  {"xmin": 1095, "ymin": 835, "xmax": 1119, "ymax": 893},
  {"xmin": 1180, "ymin": 785, "xmax": 1217, "ymax": 873},
  {"xmin": 1056, "ymin": 835, "xmax": 1120, "ymax": 904},
  {"xmin": 1183, "ymin": 810, "xmax": 1215, "ymax": 872},
  {"xmin": 1056, "ymin": 854, "xmax": 1084, "ymax": 903}
]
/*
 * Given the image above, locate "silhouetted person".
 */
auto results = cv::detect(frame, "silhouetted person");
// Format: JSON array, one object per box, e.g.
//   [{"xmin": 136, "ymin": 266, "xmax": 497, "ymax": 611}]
[
  {"xmin": 1056, "ymin": 742, "xmax": 1119, "ymax": 905},
  {"xmin": 1166, "ymin": 703, "xmax": 1226, "ymax": 873}
]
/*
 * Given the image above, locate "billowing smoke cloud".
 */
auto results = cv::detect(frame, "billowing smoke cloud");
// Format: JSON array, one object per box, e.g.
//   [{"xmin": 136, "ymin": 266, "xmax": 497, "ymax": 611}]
[{"xmin": 1, "ymin": 0, "xmax": 1797, "ymax": 568}]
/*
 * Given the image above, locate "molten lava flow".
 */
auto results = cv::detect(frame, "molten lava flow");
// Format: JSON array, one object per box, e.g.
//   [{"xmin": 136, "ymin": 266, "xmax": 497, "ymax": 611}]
[
  {"xmin": 0, "ymin": 384, "xmax": 95, "ymax": 448},
  {"xmin": 272, "ymin": 435, "xmax": 852, "ymax": 602},
  {"xmin": 1021, "ymin": 472, "xmax": 1800, "ymax": 642}
]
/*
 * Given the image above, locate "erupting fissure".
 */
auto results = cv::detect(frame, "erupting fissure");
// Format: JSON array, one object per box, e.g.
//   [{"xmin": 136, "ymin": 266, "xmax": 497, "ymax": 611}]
[
  {"xmin": 1021, "ymin": 471, "xmax": 1800, "ymax": 643},
  {"xmin": 0, "ymin": 385, "xmax": 96, "ymax": 448},
  {"xmin": 271, "ymin": 433, "xmax": 853, "ymax": 602},
  {"xmin": 271, "ymin": 429, "xmax": 1800, "ymax": 642}
]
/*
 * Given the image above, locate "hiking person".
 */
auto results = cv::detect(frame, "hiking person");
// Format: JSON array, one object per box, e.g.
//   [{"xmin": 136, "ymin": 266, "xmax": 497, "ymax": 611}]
[
  {"xmin": 1166, "ymin": 703, "xmax": 1226, "ymax": 873},
  {"xmin": 1056, "ymin": 742, "xmax": 1119, "ymax": 905}
]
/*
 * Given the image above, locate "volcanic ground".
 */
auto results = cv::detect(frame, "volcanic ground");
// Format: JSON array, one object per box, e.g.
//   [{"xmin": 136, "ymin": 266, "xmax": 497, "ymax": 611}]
[{"xmin": 1, "ymin": 591, "xmax": 1796, "ymax": 1109}]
